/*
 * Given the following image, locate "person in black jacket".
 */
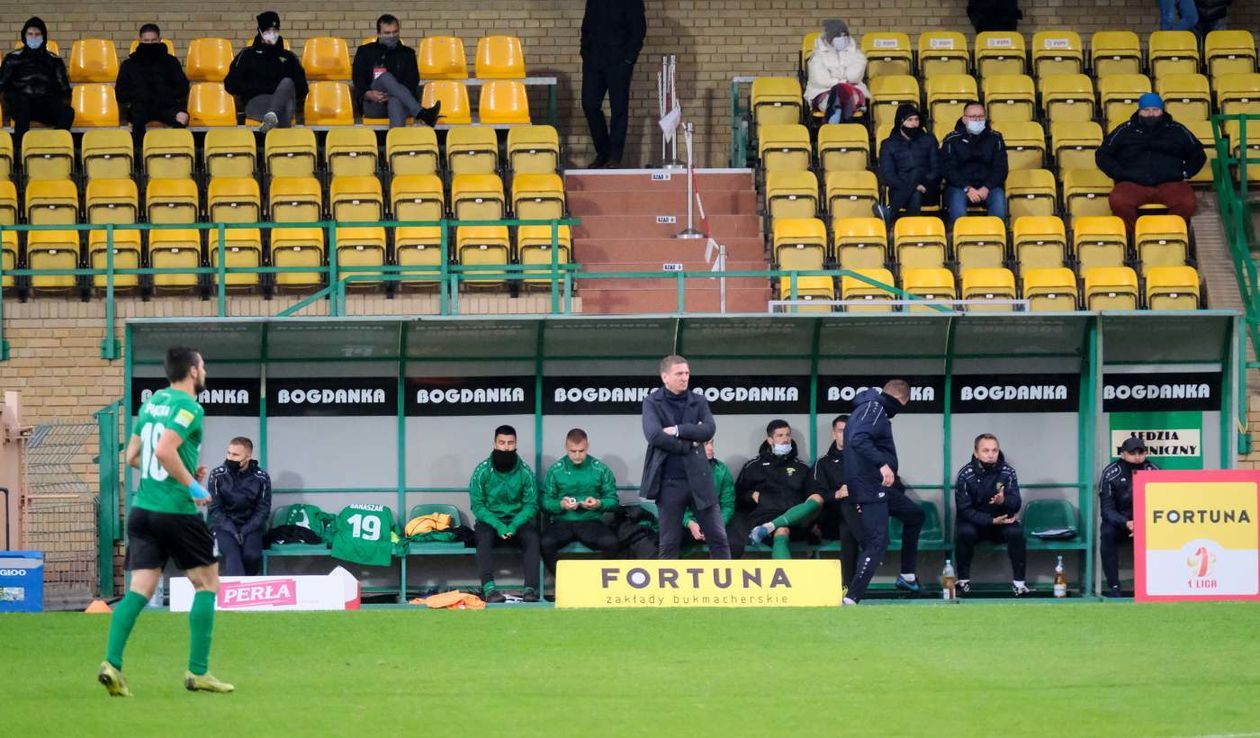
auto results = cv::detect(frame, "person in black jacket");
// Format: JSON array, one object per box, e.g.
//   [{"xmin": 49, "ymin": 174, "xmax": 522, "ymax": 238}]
[
  {"xmin": 115, "ymin": 24, "xmax": 190, "ymax": 145},
  {"xmin": 1099, "ymin": 436, "xmax": 1159, "ymax": 597},
  {"xmin": 351, "ymin": 14, "xmax": 439, "ymax": 128},
  {"xmin": 640, "ymin": 355, "xmax": 730, "ymax": 559},
  {"xmin": 1095, "ymin": 93, "xmax": 1206, "ymax": 233},
  {"xmin": 739, "ymin": 420, "xmax": 817, "ymax": 559},
  {"xmin": 954, "ymin": 433, "xmax": 1030, "ymax": 597},
  {"xmin": 877, "ymin": 103, "xmax": 940, "ymax": 222},
  {"xmin": 580, "ymin": 0, "xmax": 647, "ymax": 168},
  {"xmin": 813, "ymin": 415, "xmax": 859, "ymax": 589},
  {"xmin": 967, "ymin": 0, "xmax": 1022, "ymax": 33},
  {"xmin": 206, "ymin": 437, "xmax": 272, "ymax": 576},
  {"xmin": 0, "ymin": 18, "xmax": 73, "ymax": 147},
  {"xmin": 940, "ymin": 101, "xmax": 1008, "ymax": 226},
  {"xmin": 224, "ymin": 11, "xmax": 308, "ymax": 132},
  {"xmin": 1193, "ymin": 0, "xmax": 1231, "ymax": 36}
]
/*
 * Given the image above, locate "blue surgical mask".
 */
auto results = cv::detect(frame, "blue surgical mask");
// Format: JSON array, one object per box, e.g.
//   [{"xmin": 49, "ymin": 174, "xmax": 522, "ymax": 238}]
[
  {"xmin": 25, "ymin": 36, "xmax": 42, "ymax": 50},
  {"xmin": 965, "ymin": 120, "xmax": 986, "ymax": 135},
  {"xmin": 772, "ymin": 443, "xmax": 792, "ymax": 456},
  {"xmin": 832, "ymin": 36, "xmax": 850, "ymax": 53}
]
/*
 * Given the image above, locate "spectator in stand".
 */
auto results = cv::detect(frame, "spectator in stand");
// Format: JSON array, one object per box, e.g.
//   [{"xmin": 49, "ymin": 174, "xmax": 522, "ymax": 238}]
[
  {"xmin": 0, "ymin": 17, "xmax": 73, "ymax": 147},
  {"xmin": 1158, "ymin": 0, "xmax": 1199, "ymax": 31},
  {"xmin": 224, "ymin": 11, "xmax": 308, "ymax": 132},
  {"xmin": 953, "ymin": 433, "xmax": 1030, "ymax": 598},
  {"xmin": 206, "ymin": 437, "xmax": 271, "ymax": 577},
  {"xmin": 351, "ymin": 14, "xmax": 439, "ymax": 128},
  {"xmin": 967, "ymin": 0, "xmax": 1023, "ymax": 33},
  {"xmin": 876, "ymin": 103, "xmax": 940, "ymax": 222},
  {"xmin": 115, "ymin": 24, "xmax": 190, "ymax": 146},
  {"xmin": 1193, "ymin": 0, "xmax": 1231, "ymax": 36},
  {"xmin": 1098, "ymin": 437, "xmax": 1159, "ymax": 597},
  {"xmin": 803, "ymin": 19, "xmax": 869, "ymax": 124},
  {"xmin": 580, "ymin": 0, "xmax": 647, "ymax": 169},
  {"xmin": 940, "ymin": 101, "xmax": 1008, "ymax": 226}
]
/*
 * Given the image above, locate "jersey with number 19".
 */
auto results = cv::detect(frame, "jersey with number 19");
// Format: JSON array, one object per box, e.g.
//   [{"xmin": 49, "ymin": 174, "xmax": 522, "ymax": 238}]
[{"xmin": 132, "ymin": 388, "xmax": 205, "ymax": 515}]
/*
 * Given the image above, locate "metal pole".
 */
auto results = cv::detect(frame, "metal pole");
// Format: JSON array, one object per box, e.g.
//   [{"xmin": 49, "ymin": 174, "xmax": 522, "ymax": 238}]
[
  {"xmin": 676, "ymin": 122, "xmax": 703, "ymax": 239},
  {"xmin": 719, "ymin": 244, "xmax": 727, "ymax": 313}
]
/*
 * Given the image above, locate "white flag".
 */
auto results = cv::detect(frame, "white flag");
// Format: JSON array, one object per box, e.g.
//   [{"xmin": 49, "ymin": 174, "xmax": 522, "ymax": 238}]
[{"xmin": 658, "ymin": 105, "xmax": 682, "ymax": 143}]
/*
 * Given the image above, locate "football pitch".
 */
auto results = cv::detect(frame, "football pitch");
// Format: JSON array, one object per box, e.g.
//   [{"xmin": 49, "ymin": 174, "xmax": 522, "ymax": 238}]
[{"xmin": 3, "ymin": 602, "xmax": 1258, "ymax": 737}]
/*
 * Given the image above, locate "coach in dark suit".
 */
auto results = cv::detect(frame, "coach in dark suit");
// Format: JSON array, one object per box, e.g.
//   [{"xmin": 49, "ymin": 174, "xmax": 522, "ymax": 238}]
[{"xmin": 640, "ymin": 355, "xmax": 731, "ymax": 559}]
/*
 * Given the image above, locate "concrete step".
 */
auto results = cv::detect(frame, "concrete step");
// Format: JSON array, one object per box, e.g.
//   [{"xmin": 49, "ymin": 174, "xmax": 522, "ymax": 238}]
[
  {"xmin": 573, "ymin": 214, "xmax": 764, "ymax": 240},
  {"xmin": 568, "ymin": 189, "xmax": 760, "ymax": 216},
  {"xmin": 575, "ymin": 237, "xmax": 767, "ymax": 262},
  {"xmin": 576, "ymin": 280, "xmax": 772, "ymax": 314},
  {"xmin": 565, "ymin": 169, "xmax": 754, "ymax": 193}
]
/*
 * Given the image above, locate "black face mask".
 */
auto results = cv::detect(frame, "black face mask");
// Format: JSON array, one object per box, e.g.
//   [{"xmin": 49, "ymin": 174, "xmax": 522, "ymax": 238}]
[
  {"xmin": 900, "ymin": 125, "xmax": 923, "ymax": 139},
  {"xmin": 134, "ymin": 43, "xmax": 166, "ymax": 62},
  {"xmin": 224, "ymin": 459, "xmax": 242, "ymax": 473},
  {"xmin": 491, "ymin": 449, "xmax": 518, "ymax": 473},
  {"xmin": 1139, "ymin": 115, "xmax": 1162, "ymax": 129}
]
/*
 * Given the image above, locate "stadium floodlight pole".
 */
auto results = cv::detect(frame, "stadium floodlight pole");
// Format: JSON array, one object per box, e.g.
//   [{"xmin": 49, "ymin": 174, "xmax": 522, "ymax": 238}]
[{"xmin": 676, "ymin": 122, "xmax": 703, "ymax": 239}]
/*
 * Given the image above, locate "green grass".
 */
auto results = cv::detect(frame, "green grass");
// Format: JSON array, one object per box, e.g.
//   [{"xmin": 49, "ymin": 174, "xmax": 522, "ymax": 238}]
[{"xmin": 3, "ymin": 602, "xmax": 1260, "ymax": 737}]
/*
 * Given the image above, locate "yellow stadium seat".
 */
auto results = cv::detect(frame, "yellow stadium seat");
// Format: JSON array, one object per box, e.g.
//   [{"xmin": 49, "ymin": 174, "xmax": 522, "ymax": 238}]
[
  {"xmin": 265, "ymin": 128, "xmax": 318, "ymax": 178},
  {"xmin": 446, "ymin": 126, "xmax": 500, "ymax": 175},
  {"xmin": 203, "ymin": 128, "xmax": 255, "ymax": 178},
  {"xmin": 0, "ymin": 130, "xmax": 12, "ymax": 181},
  {"xmin": 207, "ymin": 177, "xmax": 261, "ymax": 223},
  {"xmin": 269, "ymin": 176, "xmax": 323, "ymax": 223},
  {"xmin": 1005, "ymin": 169, "xmax": 1057, "ymax": 219},
  {"xmin": 475, "ymin": 35, "xmax": 525, "ymax": 79},
  {"xmin": 512, "ymin": 172, "xmax": 565, "ymax": 221},
  {"xmin": 325, "ymin": 128, "xmax": 378, "ymax": 177},
  {"xmin": 145, "ymin": 177, "xmax": 199, "ymax": 224},
  {"xmin": 1013, "ymin": 215, "xmax": 1067, "ymax": 269},
  {"xmin": 270, "ymin": 227, "xmax": 325, "ymax": 289},
  {"xmin": 1073, "ymin": 215, "xmax": 1128, "ymax": 271},
  {"xmin": 0, "ymin": 180, "xmax": 18, "ymax": 225},
  {"xmin": 149, "ymin": 229, "xmax": 202, "ymax": 291},
  {"xmin": 777, "ymin": 275, "xmax": 834, "ymax": 312},
  {"xmin": 480, "ymin": 80, "xmax": 530, "ymax": 124},
  {"xmin": 507, "ymin": 125, "xmax": 559, "ymax": 174},
  {"xmin": 926, "ymin": 74, "xmax": 978, "ymax": 126},
  {"xmin": 188, "ymin": 82, "xmax": 238, "ymax": 127},
  {"xmin": 919, "ymin": 32, "xmax": 969, "ymax": 78},
  {"xmin": 1214, "ymin": 73, "xmax": 1260, "ymax": 116},
  {"xmin": 301, "ymin": 36, "xmax": 351, "ymax": 81},
  {"xmin": 1205, "ymin": 30, "xmax": 1257, "ymax": 78},
  {"xmin": 984, "ymin": 74, "xmax": 1036, "ymax": 123},
  {"xmin": 801, "ymin": 33, "xmax": 820, "ymax": 69},
  {"xmin": 1184, "ymin": 119, "xmax": 1217, "ymax": 185},
  {"xmin": 88, "ymin": 228, "xmax": 141, "ymax": 290},
  {"xmin": 750, "ymin": 77, "xmax": 803, "ymax": 127},
  {"xmin": 1145, "ymin": 265, "xmax": 1201, "ymax": 309},
  {"xmin": 1032, "ymin": 31, "xmax": 1083, "ymax": 77},
  {"xmin": 833, "ymin": 217, "xmax": 888, "ymax": 270},
  {"xmin": 142, "ymin": 128, "xmax": 195, "ymax": 180},
  {"xmin": 1062, "ymin": 168, "xmax": 1115, "ymax": 222},
  {"xmin": 80, "ymin": 128, "xmax": 134, "ymax": 180},
  {"xmin": 1051, "ymin": 121, "xmax": 1104, "ymax": 171},
  {"xmin": 208, "ymin": 227, "xmax": 263, "ymax": 289},
  {"xmin": 841, "ymin": 268, "xmax": 897, "ymax": 313},
  {"xmin": 333, "ymin": 226, "xmax": 387, "ymax": 287},
  {"xmin": 69, "ymin": 39, "xmax": 119, "ymax": 83},
  {"xmin": 330, "ymin": 175, "xmax": 383, "ymax": 223},
  {"xmin": 817, "ymin": 123, "xmax": 869, "ymax": 173},
  {"xmin": 391, "ymin": 174, "xmax": 445, "ymax": 223},
  {"xmin": 1039, "ymin": 74, "xmax": 1095, "ymax": 123},
  {"xmin": 826, "ymin": 169, "xmax": 879, "ymax": 219},
  {"xmin": 1158, "ymin": 73, "xmax": 1212, "ymax": 122},
  {"xmin": 455, "ymin": 225, "xmax": 509, "ymax": 286},
  {"xmin": 869, "ymin": 75, "xmax": 920, "ymax": 128},
  {"xmin": 991, "ymin": 120, "xmax": 1045, "ymax": 171},
  {"xmin": 421, "ymin": 81, "xmax": 472, "ymax": 125},
  {"xmin": 902, "ymin": 267, "xmax": 956, "ymax": 312},
  {"xmin": 893, "ymin": 216, "xmax": 947, "ymax": 269},
  {"xmin": 86, "ymin": 178, "xmax": 138, "ymax": 225},
  {"xmin": 1091, "ymin": 31, "xmax": 1142, "ymax": 78},
  {"xmin": 1099, "ymin": 74, "xmax": 1153, "ymax": 130},
  {"xmin": 1, "ymin": 230, "xmax": 17, "ymax": 288},
  {"xmin": 26, "ymin": 230, "xmax": 80, "ymax": 292},
  {"xmin": 304, "ymin": 81, "xmax": 354, "ymax": 125},
  {"xmin": 974, "ymin": 32, "xmax": 1027, "ymax": 79},
  {"xmin": 1226, "ymin": 119, "xmax": 1260, "ymax": 161},
  {"xmin": 765, "ymin": 170, "xmax": 819, "ymax": 222},
  {"xmin": 1023, "ymin": 267, "xmax": 1078, "ymax": 311},
  {"xmin": 1149, "ymin": 31, "xmax": 1200, "ymax": 80},
  {"xmin": 71, "ymin": 83, "xmax": 119, "ymax": 127},
  {"xmin": 418, "ymin": 36, "xmax": 468, "ymax": 80},
  {"xmin": 25, "ymin": 179, "xmax": 78, "ymax": 225},
  {"xmin": 451, "ymin": 173, "xmax": 505, "ymax": 222},
  {"xmin": 186, "ymin": 38, "xmax": 233, "ymax": 83},
  {"xmin": 394, "ymin": 225, "xmax": 446, "ymax": 287},
  {"xmin": 22, "ymin": 129, "xmax": 74, "ymax": 180},
  {"xmin": 1084, "ymin": 266, "xmax": 1138, "ymax": 309},
  {"xmin": 962, "ymin": 267, "xmax": 1017, "ymax": 312},
  {"xmin": 758, "ymin": 124, "xmax": 811, "ymax": 172},
  {"xmin": 386, "ymin": 126, "xmax": 440, "ymax": 175},
  {"xmin": 772, "ymin": 217, "xmax": 827, "ymax": 272},
  {"xmin": 518, "ymin": 224, "xmax": 572, "ymax": 286},
  {"xmin": 952, "ymin": 216, "xmax": 1007, "ymax": 270},
  {"xmin": 861, "ymin": 33, "xmax": 913, "ymax": 77},
  {"xmin": 1135, "ymin": 214, "xmax": 1188, "ymax": 270}
]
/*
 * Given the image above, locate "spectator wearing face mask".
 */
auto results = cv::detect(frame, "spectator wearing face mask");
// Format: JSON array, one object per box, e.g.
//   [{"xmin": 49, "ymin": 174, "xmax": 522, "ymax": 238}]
[
  {"xmin": 0, "ymin": 17, "xmax": 74, "ymax": 147},
  {"xmin": 1095, "ymin": 92, "xmax": 1206, "ymax": 233},
  {"xmin": 803, "ymin": 19, "xmax": 869, "ymax": 124},
  {"xmin": 224, "ymin": 10, "xmax": 308, "ymax": 131},
  {"xmin": 115, "ymin": 23, "xmax": 190, "ymax": 145},
  {"xmin": 940, "ymin": 100, "xmax": 1009, "ymax": 226},
  {"xmin": 206, "ymin": 437, "xmax": 272, "ymax": 577},
  {"xmin": 876, "ymin": 103, "xmax": 940, "ymax": 222},
  {"xmin": 351, "ymin": 14, "xmax": 439, "ymax": 128}
]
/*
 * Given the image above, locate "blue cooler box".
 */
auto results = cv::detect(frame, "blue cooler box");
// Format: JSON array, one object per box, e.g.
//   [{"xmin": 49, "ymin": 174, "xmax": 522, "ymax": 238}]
[{"xmin": 0, "ymin": 551, "xmax": 44, "ymax": 612}]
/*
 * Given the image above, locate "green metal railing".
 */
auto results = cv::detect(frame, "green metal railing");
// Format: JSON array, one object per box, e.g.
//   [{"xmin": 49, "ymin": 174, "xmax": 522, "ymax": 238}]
[{"xmin": 94, "ymin": 399, "xmax": 123, "ymax": 596}]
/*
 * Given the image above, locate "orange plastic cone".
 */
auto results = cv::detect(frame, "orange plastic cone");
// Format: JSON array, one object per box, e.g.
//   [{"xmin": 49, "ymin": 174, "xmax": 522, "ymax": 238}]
[{"xmin": 84, "ymin": 599, "xmax": 112, "ymax": 614}]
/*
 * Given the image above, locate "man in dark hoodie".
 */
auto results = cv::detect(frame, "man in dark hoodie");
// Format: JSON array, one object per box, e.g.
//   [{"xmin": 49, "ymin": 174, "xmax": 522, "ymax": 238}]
[
  {"xmin": 580, "ymin": 0, "xmax": 647, "ymax": 168},
  {"xmin": 953, "ymin": 433, "xmax": 1029, "ymax": 597},
  {"xmin": 813, "ymin": 415, "xmax": 860, "ymax": 589},
  {"xmin": 1095, "ymin": 93, "xmax": 1205, "ymax": 233},
  {"xmin": 351, "ymin": 14, "xmax": 439, "ymax": 128},
  {"xmin": 1098, "ymin": 436, "xmax": 1159, "ymax": 597},
  {"xmin": 469, "ymin": 424, "xmax": 541, "ymax": 603},
  {"xmin": 224, "ymin": 11, "xmax": 308, "ymax": 132},
  {"xmin": 940, "ymin": 101, "xmax": 1008, "ymax": 227},
  {"xmin": 739, "ymin": 420, "xmax": 816, "ymax": 560},
  {"xmin": 877, "ymin": 103, "xmax": 940, "ymax": 222},
  {"xmin": 0, "ymin": 17, "xmax": 73, "ymax": 146},
  {"xmin": 115, "ymin": 24, "xmax": 190, "ymax": 145},
  {"xmin": 206, "ymin": 437, "xmax": 271, "ymax": 576}
]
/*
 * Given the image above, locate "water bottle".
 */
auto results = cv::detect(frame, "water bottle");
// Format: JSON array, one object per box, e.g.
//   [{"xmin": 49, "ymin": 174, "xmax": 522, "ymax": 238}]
[
  {"xmin": 941, "ymin": 559, "xmax": 957, "ymax": 601},
  {"xmin": 1053, "ymin": 555, "xmax": 1068, "ymax": 599}
]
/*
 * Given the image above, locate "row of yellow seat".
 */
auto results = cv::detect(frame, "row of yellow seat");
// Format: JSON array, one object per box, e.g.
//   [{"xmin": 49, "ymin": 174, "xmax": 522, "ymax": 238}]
[{"xmin": 52, "ymin": 35, "xmax": 529, "ymax": 84}]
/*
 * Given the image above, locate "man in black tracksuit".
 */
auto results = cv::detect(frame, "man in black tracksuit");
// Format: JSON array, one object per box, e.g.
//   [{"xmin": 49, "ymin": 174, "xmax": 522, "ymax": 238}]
[
  {"xmin": 813, "ymin": 414, "xmax": 861, "ymax": 590},
  {"xmin": 224, "ymin": 11, "xmax": 309, "ymax": 131},
  {"xmin": 115, "ymin": 24, "xmax": 190, "ymax": 145},
  {"xmin": 954, "ymin": 433, "xmax": 1029, "ymax": 596},
  {"xmin": 206, "ymin": 437, "xmax": 272, "ymax": 576},
  {"xmin": 843, "ymin": 380, "xmax": 923, "ymax": 603},
  {"xmin": 0, "ymin": 18, "xmax": 73, "ymax": 147},
  {"xmin": 1099, "ymin": 436, "xmax": 1159, "ymax": 596},
  {"xmin": 351, "ymin": 14, "xmax": 439, "ymax": 128},
  {"xmin": 738, "ymin": 420, "xmax": 815, "ymax": 560},
  {"xmin": 580, "ymin": 0, "xmax": 646, "ymax": 168}
]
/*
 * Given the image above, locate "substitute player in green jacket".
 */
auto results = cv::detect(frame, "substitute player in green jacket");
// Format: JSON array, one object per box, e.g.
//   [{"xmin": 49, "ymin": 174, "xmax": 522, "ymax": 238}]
[
  {"xmin": 469, "ymin": 424, "xmax": 541, "ymax": 603},
  {"xmin": 99, "ymin": 346, "xmax": 234, "ymax": 697},
  {"xmin": 540, "ymin": 428, "xmax": 621, "ymax": 572},
  {"xmin": 683, "ymin": 439, "xmax": 745, "ymax": 558}
]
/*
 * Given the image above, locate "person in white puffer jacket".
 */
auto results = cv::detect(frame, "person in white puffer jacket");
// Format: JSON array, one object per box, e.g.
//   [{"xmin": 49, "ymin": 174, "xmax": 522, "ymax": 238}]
[{"xmin": 803, "ymin": 19, "xmax": 869, "ymax": 124}]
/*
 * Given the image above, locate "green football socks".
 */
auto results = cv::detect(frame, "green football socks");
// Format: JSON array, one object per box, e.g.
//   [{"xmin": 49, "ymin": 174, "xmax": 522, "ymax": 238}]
[
  {"xmin": 188, "ymin": 590, "xmax": 216, "ymax": 676},
  {"xmin": 771, "ymin": 497, "xmax": 822, "ymax": 530},
  {"xmin": 771, "ymin": 534, "xmax": 791, "ymax": 560},
  {"xmin": 105, "ymin": 590, "xmax": 149, "ymax": 670}
]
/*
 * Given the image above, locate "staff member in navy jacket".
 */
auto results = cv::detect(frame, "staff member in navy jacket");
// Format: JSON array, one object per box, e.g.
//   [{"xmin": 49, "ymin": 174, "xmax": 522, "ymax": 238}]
[
  {"xmin": 640, "ymin": 355, "xmax": 731, "ymax": 559},
  {"xmin": 954, "ymin": 433, "xmax": 1029, "ymax": 597},
  {"xmin": 1099, "ymin": 436, "xmax": 1158, "ymax": 597},
  {"xmin": 207, "ymin": 436, "xmax": 272, "ymax": 576}
]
